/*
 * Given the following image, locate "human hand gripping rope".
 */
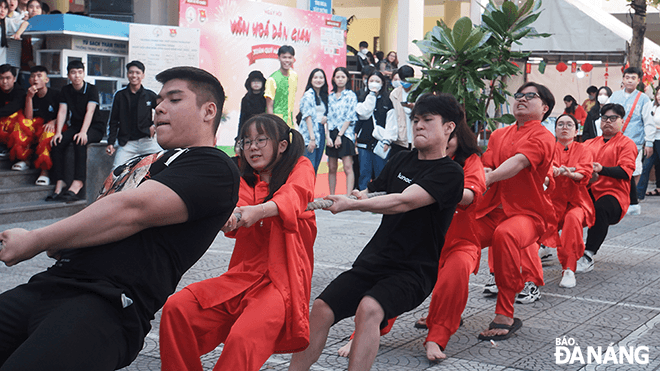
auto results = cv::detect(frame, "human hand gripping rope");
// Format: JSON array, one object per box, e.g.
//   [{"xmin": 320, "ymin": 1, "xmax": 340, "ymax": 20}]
[{"xmin": 233, "ymin": 191, "xmax": 387, "ymax": 223}]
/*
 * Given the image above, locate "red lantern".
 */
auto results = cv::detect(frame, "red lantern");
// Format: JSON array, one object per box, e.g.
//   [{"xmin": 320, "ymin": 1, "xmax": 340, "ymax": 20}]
[
  {"xmin": 526, "ymin": 63, "xmax": 532, "ymax": 74},
  {"xmin": 571, "ymin": 62, "xmax": 577, "ymax": 73},
  {"xmin": 556, "ymin": 62, "xmax": 568, "ymax": 72},
  {"xmin": 581, "ymin": 63, "xmax": 593, "ymax": 72}
]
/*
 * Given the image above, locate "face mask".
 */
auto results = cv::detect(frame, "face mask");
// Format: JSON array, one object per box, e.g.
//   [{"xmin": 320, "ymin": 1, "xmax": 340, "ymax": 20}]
[
  {"xmin": 361, "ymin": 48, "xmax": 369, "ymax": 55},
  {"xmin": 368, "ymin": 82, "xmax": 382, "ymax": 92},
  {"xmin": 391, "ymin": 80, "xmax": 402, "ymax": 88},
  {"xmin": 597, "ymin": 95, "xmax": 609, "ymax": 105},
  {"xmin": 401, "ymin": 81, "xmax": 413, "ymax": 89}
]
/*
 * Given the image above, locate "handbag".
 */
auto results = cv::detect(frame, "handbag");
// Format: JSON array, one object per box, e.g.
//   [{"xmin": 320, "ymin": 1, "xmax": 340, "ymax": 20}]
[{"xmin": 373, "ymin": 140, "xmax": 390, "ymax": 160}]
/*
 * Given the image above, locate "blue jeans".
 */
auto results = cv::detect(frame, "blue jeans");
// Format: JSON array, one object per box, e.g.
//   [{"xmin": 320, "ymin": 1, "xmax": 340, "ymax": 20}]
[
  {"xmin": 357, "ymin": 147, "xmax": 386, "ymax": 190},
  {"xmin": 303, "ymin": 132, "xmax": 325, "ymax": 174},
  {"xmin": 636, "ymin": 140, "xmax": 660, "ymax": 199}
]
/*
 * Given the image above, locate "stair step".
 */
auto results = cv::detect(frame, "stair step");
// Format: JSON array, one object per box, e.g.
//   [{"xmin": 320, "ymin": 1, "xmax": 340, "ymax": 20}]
[
  {"xmin": 0, "ymin": 169, "xmax": 41, "ymax": 187},
  {"xmin": 0, "ymin": 200, "xmax": 86, "ymax": 224},
  {"xmin": 0, "ymin": 185, "xmax": 61, "ymax": 204}
]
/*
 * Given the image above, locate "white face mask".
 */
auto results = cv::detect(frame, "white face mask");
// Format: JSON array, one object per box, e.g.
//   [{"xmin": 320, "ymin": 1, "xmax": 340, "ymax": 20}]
[
  {"xmin": 391, "ymin": 80, "xmax": 402, "ymax": 89},
  {"xmin": 368, "ymin": 82, "xmax": 382, "ymax": 92},
  {"xmin": 361, "ymin": 48, "xmax": 369, "ymax": 55},
  {"xmin": 597, "ymin": 95, "xmax": 609, "ymax": 105}
]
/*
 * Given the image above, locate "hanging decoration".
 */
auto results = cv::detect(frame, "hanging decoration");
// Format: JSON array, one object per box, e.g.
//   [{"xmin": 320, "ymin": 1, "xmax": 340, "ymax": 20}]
[
  {"xmin": 538, "ymin": 60, "xmax": 546, "ymax": 74},
  {"xmin": 556, "ymin": 62, "xmax": 567, "ymax": 72},
  {"xmin": 581, "ymin": 63, "xmax": 593, "ymax": 73},
  {"xmin": 526, "ymin": 63, "xmax": 531, "ymax": 74},
  {"xmin": 571, "ymin": 62, "xmax": 577, "ymax": 73},
  {"xmin": 604, "ymin": 62, "xmax": 609, "ymax": 86}
]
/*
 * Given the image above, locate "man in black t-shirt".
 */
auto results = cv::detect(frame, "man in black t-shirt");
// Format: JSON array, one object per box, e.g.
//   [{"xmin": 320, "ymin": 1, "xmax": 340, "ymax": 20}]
[
  {"xmin": 289, "ymin": 93, "xmax": 464, "ymax": 371},
  {"xmin": 0, "ymin": 66, "xmax": 240, "ymax": 371},
  {"xmin": 48, "ymin": 60, "xmax": 107, "ymax": 202},
  {"xmin": 24, "ymin": 66, "xmax": 60, "ymax": 185}
]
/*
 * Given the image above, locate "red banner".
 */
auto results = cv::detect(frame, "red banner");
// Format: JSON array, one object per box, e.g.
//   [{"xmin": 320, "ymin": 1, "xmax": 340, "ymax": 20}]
[{"xmin": 247, "ymin": 44, "xmax": 280, "ymax": 65}]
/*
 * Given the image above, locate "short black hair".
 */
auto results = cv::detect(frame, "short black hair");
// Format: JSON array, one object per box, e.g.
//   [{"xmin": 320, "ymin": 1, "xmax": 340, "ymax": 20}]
[
  {"xmin": 278, "ymin": 45, "xmax": 295, "ymax": 56},
  {"xmin": 359, "ymin": 41, "xmax": 368, "ymax": 48},
  {"xmin": 587, "ymin": 85, "xmax": 598, "ymax": 94},
  {"xmin": 600, "ymin": 103, "xmax": 625, "ymax": 118},
  {"xmin": 30, "ymin": 65, "xmax": 49, "ymax": 74},
  {"xmin": 67, "ymin": 60, "xmax": 85, "ymax": 73},
  {"xmin": 516, "ymin": 82, "xmax": 555, "ymax": 121},
  {"xmin": 360, "ymin": 65, "xmax": 375, "ymax": 79},
  {"xmin": 623, "ymin": 66, "xmax": 643, "ymax": 79},
  {"xmin": 0, "ymin": 64, "xmax": 16, "ymax": 76},
  {"xmin": 126, "ymin": 60, "xmax": 145, "ymax": 73},
  {"xmin": 396, "ymin": 65, "xmax": 414, "ymax": 80},
  {"xmin": 555, "ymin": 113, "xmax": 579, "ymax": 130},
  {"xmin": 411, "ymin": 92, "xmax": 465, "ymax": 129},
  {"xmin": 155, "ymin": 66, "xmax": 225, "ymax": 131}
]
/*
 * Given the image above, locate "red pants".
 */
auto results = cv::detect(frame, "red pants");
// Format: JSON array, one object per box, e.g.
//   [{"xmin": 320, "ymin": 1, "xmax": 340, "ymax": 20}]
[
  {"xmin": 426, "ymin": 244, "xmax": 478, "ymax": 349},
  {"xmin": 159, "ymin": 278, "xmax": 285, "ymax": 371},
  {"xmin": 477, "ymin": 209, "xmax": 544, "ymax": 318},
  {"xmin": 555, "ymin": 206, "xmax": 586, "ymax": 272}
]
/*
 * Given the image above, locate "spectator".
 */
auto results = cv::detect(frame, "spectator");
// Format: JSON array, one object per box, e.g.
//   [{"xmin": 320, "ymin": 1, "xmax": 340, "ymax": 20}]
[
  {"xmin": 299, "ymin": 68, "xmax": 328, "ymax": 173},
  {"xmin": 582, "ymin": 85, "xmax": 598, "ymax": 113},
  {"xmin": 0, "ymin": 1, "xmax": 8, "ymax": 66},
  {"xmin": 356, "ymin": 41, "xmax": 373, "ymax": 72},
  {"xmin": 563, "ymin": 95, "xmax": 587, "ymax": 132},
  {"xmin": 636, "ymin": 87, "xmax": 660, "ymax": 198},
  {"xmin": 0, "ymin": 63, "xmax": 25, "ymax": 161},
  {"xmin": 106, "ymin": 60, "xmax": 160, "ymax": 170},
  {"xmin": 355, "ymin": 70, "xmax": 395, "ymax": 190},
  {"xmin": 389, "ymin": 65, "xmax": 415, "ymax": 158},
  {"xmin": 237, "ymin": 70, "xmax": 266, "ymax": 143},
  {"xmin": 3, "ymin": 0, "xmax": 23, "ymax": 68},
  {"xmin": 17, "ymin": 0, "xmax": 44, "ymax": 84},
  {"xmin": 48, "ymin": 60, "xmax": 105, "ymax": 202},
  {"xmin": 582, "ymin": 86, "xmax": 612, "ymax": 141},
  {"xmin": 265, "ymin": 45, "xmax": 297, "ymax": 128},
  {"xmin": 377, "ymin": 51, "xmax": 398, "ymax": 79},
  {"xmin": 0, "ymin": 66, "xmax": 239, "ymax": 371},
  {"xmin": 325, "ymin": 67, "xmax": 357, "ymax": 195}
]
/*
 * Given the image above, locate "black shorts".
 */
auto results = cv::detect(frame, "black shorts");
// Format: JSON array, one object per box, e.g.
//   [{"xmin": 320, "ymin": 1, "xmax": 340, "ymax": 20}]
[
  {"xmin": 325, "ymin": 129, "xmax": 355, "ymax": 159},
  {"xmin": 317, "ymin": 266, "xmax": 429, "ymax": 329}
]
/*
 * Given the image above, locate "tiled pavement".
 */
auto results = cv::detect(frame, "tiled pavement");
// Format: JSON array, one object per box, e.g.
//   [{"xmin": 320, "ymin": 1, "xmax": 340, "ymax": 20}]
[{"xmin": 1, "ymin": 197, "xmax": 660, "ymax": 370}]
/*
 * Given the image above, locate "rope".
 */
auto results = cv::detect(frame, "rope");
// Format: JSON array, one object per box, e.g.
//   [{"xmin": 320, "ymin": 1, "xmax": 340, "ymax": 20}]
[{"xmin": 234, "ymin": 191, "xmax": 387, "ymax": 222}]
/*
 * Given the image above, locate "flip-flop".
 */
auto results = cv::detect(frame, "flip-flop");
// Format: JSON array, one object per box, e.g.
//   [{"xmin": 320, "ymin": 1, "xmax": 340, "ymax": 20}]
[
  {"xmin": 477, "ymin": 318, "xmax": 523, "ymax": 341},
  {"xmin": 35, "ymin": 175, "xmax": 50, "ymax": 186},
  {"xmin": 646, "ymin": 189, "xmax": 660, "ymax": 196},
  {"xmin": 11, "ymin": 161, "xmax": 29, "ymax": 171}
]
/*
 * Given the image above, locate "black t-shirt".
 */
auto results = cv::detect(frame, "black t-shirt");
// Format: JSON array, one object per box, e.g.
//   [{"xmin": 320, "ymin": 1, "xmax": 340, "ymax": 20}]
[
  {"xmin": 60, "ymin": 82, "xmax": 105, "ymax": 135},
  {"xmin": 128, "ymin": 87, "xmax": 146, "ymax": 140},
  {"xmin": 357, "ymin": 150, "xmax": 464, "ymax": 292},
  {"xmin": 0, "ymin": 83, "xmax": 26, "ymax": 118},
  {"xmin": 31, "ymin": 88, "xmax": 60, "ymax": 122},
  {"xmin": 46, "ymin": 147, "xmax": 240, "ymax": 336}
]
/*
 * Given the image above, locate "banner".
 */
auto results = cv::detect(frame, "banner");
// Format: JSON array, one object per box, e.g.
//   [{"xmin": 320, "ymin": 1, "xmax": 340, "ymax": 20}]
[{"xmin": 179, "ymin": 0, "xmax": 347, "ymax": 146}]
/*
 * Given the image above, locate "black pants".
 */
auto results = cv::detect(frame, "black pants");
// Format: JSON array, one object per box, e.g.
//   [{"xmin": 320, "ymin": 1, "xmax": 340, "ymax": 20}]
[
  {"xmin": 585, "ymin": 195, "xmax": 622, "ymax": 256},
  {"xmin": 50, "ymin": 127, "xmax": 103, "ymax": 184},
  {"xmin": 0, "ymin": 277, "xmax": 136, "ymax": 371}
]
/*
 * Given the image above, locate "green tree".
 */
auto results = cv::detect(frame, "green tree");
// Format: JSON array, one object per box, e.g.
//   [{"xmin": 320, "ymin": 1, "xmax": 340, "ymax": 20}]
[
  {"xmin": 407, "ymin": 0, "xmax": 549, "ymax": 130},
  {"xmin": 628, "ymin": 0, "xmax": 660, "ymax": 70}
]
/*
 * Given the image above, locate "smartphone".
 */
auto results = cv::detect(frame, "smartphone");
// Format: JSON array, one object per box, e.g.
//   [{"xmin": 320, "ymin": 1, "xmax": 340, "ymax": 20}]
[{"xmin": 400, "ymin": 101, "xmax": 408, "ymax": 106}]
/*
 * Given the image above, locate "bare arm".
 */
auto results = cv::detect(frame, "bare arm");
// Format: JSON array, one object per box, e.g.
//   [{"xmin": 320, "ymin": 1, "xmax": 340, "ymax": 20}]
[
  {"xmin": 485, "ymin": 153, "xmax": 531, "ymax": 187},
  {"xmin": 12, "ymin": 20, "xmax": 29, "ymax": 39},
  {"xmin": 266, "ymin": 97, "xmax": 274, "ymax": 114},
  {"xmin": 73, "ymin": 102, "xmax": 97, "ymax": 145},
  {"xmin": 24, "ymin": 86, "xmax": 35, "ymax": 119},
  {"xmin": 459, "ymin": 189, "xmax": 475, "ymax": 206},
  {"xmin": 51, "ymin": 103, "xmax": 68, "ymax": 145},
  {"xmin": 325, "ymin": 184, "xmax": 435, "ymax": 215},
  {"xmin": 0, "ymin": 180, "xmax": 189, "ymax": 266}
]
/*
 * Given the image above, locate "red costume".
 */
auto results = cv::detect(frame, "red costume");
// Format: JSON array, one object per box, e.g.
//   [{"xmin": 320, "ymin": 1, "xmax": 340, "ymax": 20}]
[
  {"xmin": 564, "ymin": 105, "xmax": 587, "ymax": 125},
  {"xmin": 583, "ymin": 132, "xmax": 637, "ymax": 217},
  {"xmin": 159, "ymin": 157, "xmax": 317, "ymax": 371},
  {"xmin": 542, "ymin": 141, "xmax": 595, "ymax": 271},
  {"xmin": 476, "ymin": 120, "xmax": 555, "ymax": 318}
]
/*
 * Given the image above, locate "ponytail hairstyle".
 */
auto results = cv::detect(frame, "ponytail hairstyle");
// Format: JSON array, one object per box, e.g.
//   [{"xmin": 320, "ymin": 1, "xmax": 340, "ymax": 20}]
[
  {"xmin": 238, "ymin": 114, "xmax": 305, "ymax": 202},
  {"xmin": 564, "ymin": 95, "xmax": 578, "ymax": 115}
]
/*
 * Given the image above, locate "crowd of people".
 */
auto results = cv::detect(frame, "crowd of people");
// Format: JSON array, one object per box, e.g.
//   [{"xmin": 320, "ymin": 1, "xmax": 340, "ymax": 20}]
[{"xmin": 0, "ymin": 43, "xmax": 656, "ymax": 371}]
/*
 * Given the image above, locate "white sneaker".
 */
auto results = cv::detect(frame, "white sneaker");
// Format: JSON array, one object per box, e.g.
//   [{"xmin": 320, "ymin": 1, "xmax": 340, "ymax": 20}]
[
  {"xmin": 538, "ymin": 244, "xmax": 554, "ymax": 261},
  {"xmin": 559, "ymin": 269, "xmax": 576, "ymax": 288},
  {"xmin": 483, "ymin": 273, "xmax": 498, "ymax": 295},
  {"xmin": 516, "ymin": 281, "xmax": 541, "ymax": 304},
  {"xmin": 627, "ymin": 204, "xmax": 641, "ymax": 215},
  {"xmin": 575, "ymin": 252, "xmax": 594, "ymax": 273}
]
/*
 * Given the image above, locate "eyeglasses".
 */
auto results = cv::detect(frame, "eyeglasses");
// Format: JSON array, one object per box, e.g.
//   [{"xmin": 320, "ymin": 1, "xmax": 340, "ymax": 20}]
[
  {"xmin": 601, "ymin": 115, "xmax": 620, "ymax": 123},
  {"xmin": 241, "ymin": 137, "xmax": 270, "ymax": 150},
  {"xmin": 514, "ymin": 92, "xmax": 541, "ymax": 101},
  {"xmin": 556, "ymin": 122, "xmax": 575, "ymax": 128}
]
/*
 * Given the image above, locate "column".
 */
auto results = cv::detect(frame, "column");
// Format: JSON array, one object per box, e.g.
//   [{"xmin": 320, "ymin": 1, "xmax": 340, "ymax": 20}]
[
  {"xmin": 444, "ymin": 0, "xmax": 462, "ymax": 28},
  {"xmin": 396, "ymin": 0, "xmax": 424, "ymax": 64},
  {"xmin": 380, "ymin": 0, "xmax": 399, "ymax": 55}
]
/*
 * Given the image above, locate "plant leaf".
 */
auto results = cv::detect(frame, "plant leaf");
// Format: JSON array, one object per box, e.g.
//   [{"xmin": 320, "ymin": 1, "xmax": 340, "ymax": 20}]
[{"xmin": 452, "ymin": 17, "xmax": 474, "ymax": 52}]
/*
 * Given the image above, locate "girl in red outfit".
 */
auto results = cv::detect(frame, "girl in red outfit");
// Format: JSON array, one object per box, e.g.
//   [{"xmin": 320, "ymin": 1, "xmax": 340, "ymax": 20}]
[
  {"xmin": 563, "ymin": 95, "xmax": 587, "ymax": 132},
  {"xmin": 336, "ymin": 119, "xmax": 485, "ymax": 362},
  {"xmin": 541, "ymin": 114, "xmax": 594, "ymax": 288},
  {"xmin": 159, "ymin": 114, "xmax": 317, "ymax": 371}
]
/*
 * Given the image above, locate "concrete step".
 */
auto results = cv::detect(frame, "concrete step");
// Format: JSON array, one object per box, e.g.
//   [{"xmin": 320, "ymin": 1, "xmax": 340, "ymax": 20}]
[
  {"xmin": 0, "ymin": 169, "xmax": 41, "ymax": 187},
  {"xmin": 0, "ymin": 185, "xmax": 58, "ymax": 204},
  {"xmin": 0, "ymin": 199, "xmax": 86, "ymax": 224}
]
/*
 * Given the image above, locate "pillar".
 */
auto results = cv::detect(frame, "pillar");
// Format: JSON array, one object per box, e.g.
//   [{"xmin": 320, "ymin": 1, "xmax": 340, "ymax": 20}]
[
  {"xmin": 444, "ymin": 0, "xmax": 462, "ymax": 28},
  {"xmin": 380, "ymin": 0, "xmax": 399, "ymax": 55},
  {"xmin": 395, "ymin": 0, "xmax": 424, "ymax": 65}
]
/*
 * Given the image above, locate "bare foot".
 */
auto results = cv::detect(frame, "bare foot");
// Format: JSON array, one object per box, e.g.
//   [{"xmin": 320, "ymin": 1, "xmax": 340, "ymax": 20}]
[
  {"xmin": 479, "ymin": 314, "xmax": 513, "ymax": 338},
  {"xmin": 425, "ymin": 341, "xmax": 446, "ymax": 361},
  {"xmin": 337, "ymin": 339, "xmax": 352, "ymax": 357},
  {"xmin": 416, "ymin": 317, "xmax": 427, "ymax": 327}
]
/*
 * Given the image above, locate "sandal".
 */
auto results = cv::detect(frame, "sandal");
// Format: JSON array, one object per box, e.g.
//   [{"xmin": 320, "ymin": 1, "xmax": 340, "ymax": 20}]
[
  {"xmin": 35, "ymin": 175, "xmax": 50, "ymax": 186},
  {"xmin": 11, "ymin": 161, "xmax": 29, "ymax": 171},
  {"xmin": 646, "ymin": 189, "xmax": 660, "ymax": 196},
  {"xmin": 478, "ymin": 318, "xmax": 522, "ymax": 341}
]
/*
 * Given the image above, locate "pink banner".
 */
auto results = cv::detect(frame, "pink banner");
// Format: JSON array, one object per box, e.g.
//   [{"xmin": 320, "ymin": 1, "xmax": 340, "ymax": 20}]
[{"xmin": 179, "ymin": 0, "xmax": 347, "ymax": 146}]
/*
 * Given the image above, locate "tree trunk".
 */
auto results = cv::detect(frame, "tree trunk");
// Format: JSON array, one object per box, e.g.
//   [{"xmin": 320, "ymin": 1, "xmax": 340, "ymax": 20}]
[{"xmin": 629, "ymin": 0, "xmax": 647, "ymax": 69}]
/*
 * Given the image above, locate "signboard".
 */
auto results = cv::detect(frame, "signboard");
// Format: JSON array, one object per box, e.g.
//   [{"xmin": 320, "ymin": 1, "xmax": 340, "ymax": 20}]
[
  {"xmin": 72, "ymin": 38, "xmax": 128, "ymax": 54},
  {"xmin": 179, "ymin": 0, "xmax": 346, "ymax": 146},
  {"xmin": 128, "ymin": 24, "xmax": 200, "ymax": 93},
  {"xmin": 311, "ymin": 0, "xmax": 332, "ymax": 14}
]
